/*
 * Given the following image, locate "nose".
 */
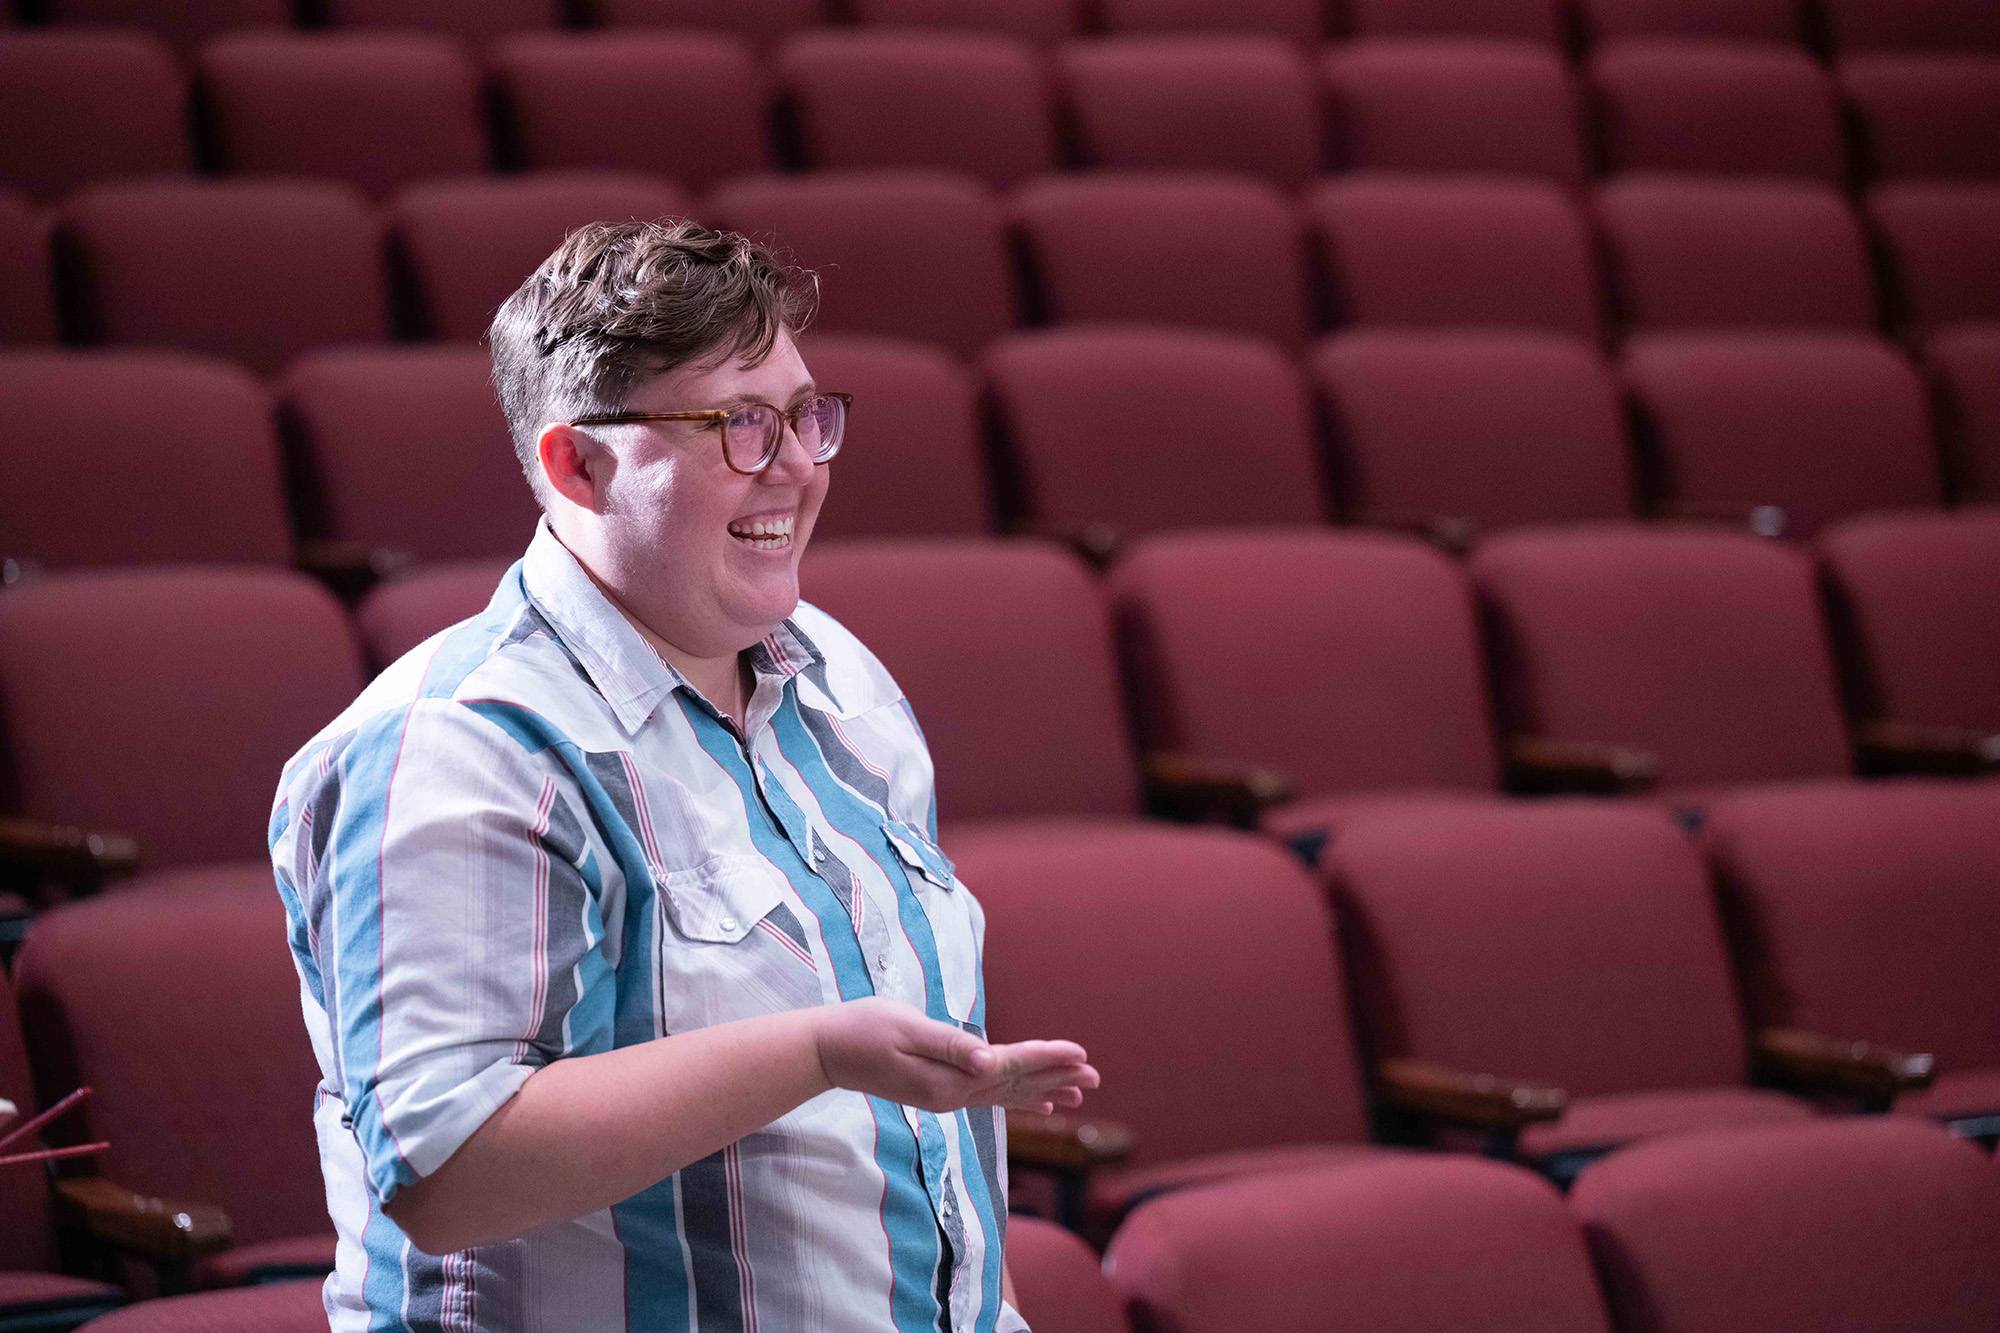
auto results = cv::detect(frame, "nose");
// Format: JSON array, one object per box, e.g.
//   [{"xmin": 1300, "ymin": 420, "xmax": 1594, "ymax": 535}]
[{"xmin": 760, "ymin": 413, "xmax": 817, "ymax": 485}]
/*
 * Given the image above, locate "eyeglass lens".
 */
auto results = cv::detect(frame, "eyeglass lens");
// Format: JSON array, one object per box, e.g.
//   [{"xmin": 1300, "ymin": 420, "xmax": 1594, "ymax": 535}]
[{"xmin": 723, "ymin": 395, "xmax": 845, "ymax": 472}]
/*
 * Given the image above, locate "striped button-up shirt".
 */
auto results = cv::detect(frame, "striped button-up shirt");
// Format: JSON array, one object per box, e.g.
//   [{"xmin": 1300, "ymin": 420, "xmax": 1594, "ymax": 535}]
[{"xmin": 270, "ymin": 523, "xmax": 1025, "ymax": 1333}]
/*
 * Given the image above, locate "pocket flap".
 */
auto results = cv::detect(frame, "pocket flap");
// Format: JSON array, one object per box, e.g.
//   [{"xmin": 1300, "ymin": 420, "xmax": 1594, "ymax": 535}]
[
  {"xmin": 656, "ymin": 854, "xmax": 785, "ymax": 944},
  {"xmin": 882, "ymin": 822, "xmax": 956, "ymax": 889}
]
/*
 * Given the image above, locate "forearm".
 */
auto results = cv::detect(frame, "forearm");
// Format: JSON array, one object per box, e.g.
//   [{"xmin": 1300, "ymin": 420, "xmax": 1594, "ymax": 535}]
[{"xmin": 385, "ymin": 1008, "xmax": 832, "ymax": 1254}]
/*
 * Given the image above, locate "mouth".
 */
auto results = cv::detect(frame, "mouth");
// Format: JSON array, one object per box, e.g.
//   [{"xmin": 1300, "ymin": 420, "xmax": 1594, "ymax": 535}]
[{"xmin": 727, "ymin": 512, "xmax": 795, "ymax": 552}]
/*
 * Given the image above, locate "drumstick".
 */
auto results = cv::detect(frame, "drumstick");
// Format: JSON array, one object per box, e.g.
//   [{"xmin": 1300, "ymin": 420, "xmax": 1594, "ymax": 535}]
[
  {"xmin": 0, "ymin": 1085, "xmax": 92, "ymax": 1154},
  {"xmin": 0, "ymin": 1141, "xmax": 109, "ymax": 1170}
]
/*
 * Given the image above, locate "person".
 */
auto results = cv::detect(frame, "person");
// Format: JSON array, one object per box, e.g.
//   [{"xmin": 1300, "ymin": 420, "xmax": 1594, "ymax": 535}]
[{"xmin": 269, "ymin": 219, "xmax": 1098, "ymax": 1333}]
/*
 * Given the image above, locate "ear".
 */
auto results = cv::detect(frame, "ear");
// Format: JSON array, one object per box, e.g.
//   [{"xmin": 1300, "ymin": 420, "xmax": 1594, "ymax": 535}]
[{"xmin": 537, "ymin": 422, "xmax": 606, "ymax": 513}]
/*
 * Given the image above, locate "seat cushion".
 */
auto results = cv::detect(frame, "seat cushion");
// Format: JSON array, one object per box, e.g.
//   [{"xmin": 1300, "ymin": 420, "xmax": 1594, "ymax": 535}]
[
  {"xmin": 1259, "ymin": 788, "xmax": 1503, "ymax": 845},
  {"xmin": 1897, "ymin": 1067, "xmax": 2000, "ymax": 1123},
  {"xmin": 0, "ymin": 1270, "xmax": 125, "ymax": 1321},
  {"xmin": 82, "ymin": 1278, "xmax": 328, "ymax": 1333},
  {"xmin": 193, "ymin": 1233, "xmax": 338, "ymax": 1290},
  {"xmin": 1519, "ymin": 1086, "xmax": 1817, "ymax": 1159},
  {"xmin": 1092, "ymin": 1142, "xmax": 1392, "ymax": 1224}
]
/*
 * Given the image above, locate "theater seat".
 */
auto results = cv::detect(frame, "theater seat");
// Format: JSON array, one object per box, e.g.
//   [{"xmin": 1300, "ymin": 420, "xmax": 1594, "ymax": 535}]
[
  {"xmin": 0, "ymin": 30, "xmax": 191, "ymax": 203},
  {"xmin": 1004, "ymin": 1218, "xmax": 1126, "ymax": 1333},
  {"xmin": 1927, "ymin": 327, "xmax": 2000, "ymax": 500},
  {"xmin": 1824, "ymin": 0, "xmax": 2000, "ymax": 52},
  {"xmin": 1099, "ymin": 0, "xmax": 1321, "ymax": 39},
  {"xmin": 1575, "ymin": 0, "xmax": 1798, "ymax": 42},
  {"xmin": 1838, "ymin": 53, "xmax": 2000, "ymax": 181},
  {"xmin": 355, "ymin": 558, "xmax": 516, "ymax": 672},
  {"xmin": 69, "ymin": 1280, "xmax": 327, "ymax": 1333},
  {"xmin": 1589, "ymin": 40, "xmax": 1844, "ymax": 183},
  {"xmin": 1344, "ymin": 0, "xmax": 1564, "ymax": 41},
  {"xmin": 325, "ymin": 0, "xmax": 561, "ymax": 40},
  {"xmin": 35, "ymin": 0, "xmax": 293, "ymax": 52},
  {"xmin": 0, "ymin": 190, "xmax": 54, "ymax": 345},
  {"xmin": 593, "ymin": 0, "xmax": 826, "ymax": 44},
  {"xmin": 853, "ymin": 0, "xmax": 1077, "ymax": 43},
  {"xmin": 1868, "ymin": 182, "xmax": 2000, "ymax": 332}
]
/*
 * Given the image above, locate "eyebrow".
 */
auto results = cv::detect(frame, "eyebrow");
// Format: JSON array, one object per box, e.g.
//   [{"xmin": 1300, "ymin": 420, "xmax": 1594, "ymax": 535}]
[{"xmin": 708, "ymin": 383, "xmax": 817, "ymax": 412}]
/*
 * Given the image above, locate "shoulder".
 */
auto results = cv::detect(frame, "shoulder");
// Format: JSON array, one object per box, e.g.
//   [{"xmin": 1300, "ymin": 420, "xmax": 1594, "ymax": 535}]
[{"xmin": 788, "ymin": 600, "xmax": 906, "ymax": 719}]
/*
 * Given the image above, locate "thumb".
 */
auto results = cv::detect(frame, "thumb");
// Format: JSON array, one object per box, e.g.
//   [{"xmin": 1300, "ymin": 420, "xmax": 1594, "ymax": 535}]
[{"xmin": 930, "ymin": 1021, "xmax": 996, "ymax": 1076}]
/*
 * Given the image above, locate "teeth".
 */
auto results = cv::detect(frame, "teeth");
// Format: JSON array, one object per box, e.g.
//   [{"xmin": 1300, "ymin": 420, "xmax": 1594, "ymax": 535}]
[{"xmin": 729, "ymin": 514, "xmax": 794, "ymax": 544}]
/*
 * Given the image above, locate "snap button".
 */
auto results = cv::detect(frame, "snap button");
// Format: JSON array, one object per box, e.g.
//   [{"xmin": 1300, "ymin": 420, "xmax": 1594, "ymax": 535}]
[{"xmin": 719, "ymin": 916, "xmax": 738, "ymax": 933}]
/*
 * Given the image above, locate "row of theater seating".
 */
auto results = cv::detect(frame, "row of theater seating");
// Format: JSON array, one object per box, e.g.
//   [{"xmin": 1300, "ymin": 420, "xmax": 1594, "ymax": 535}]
[
  {"xmin": 3, "ymin": 26, "xmax": 1997, "ymax": 206},
  {"xmin": 8, "ymin": 0, "xmax": 2000, "ymax": 49}
]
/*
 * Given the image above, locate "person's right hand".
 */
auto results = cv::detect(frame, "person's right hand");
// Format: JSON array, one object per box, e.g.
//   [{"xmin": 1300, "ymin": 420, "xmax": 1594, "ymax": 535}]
[{"xmin": 812, "ymin": 996, "xmax": 1098, "ymax": 1116}]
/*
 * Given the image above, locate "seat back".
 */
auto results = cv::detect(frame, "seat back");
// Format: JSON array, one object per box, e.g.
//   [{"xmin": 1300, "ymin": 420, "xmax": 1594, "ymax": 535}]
[
  {"xmin": 1869, "ymin": 183, "xmax": 2000, "ymax": 332},
  {"xmin": 1005, "ymin": 1217, "xmax": 1128, "ymax": 1333},
  {"xmin": 1345, "ymin": 0, "xmax": 1565, "ymax": 42},
  {"xmin": 1927, "ymin": 327, "xmax": 2000, "ymax": 501},
  {"xmin": 0, "ymin": 570, "xmax": 365, "ymax": 870},
  {"xmin": 325, "ymin": 0, "xmax": 562, "ymax": 40},
  {"xmin": 854, "ymin": 0, "xmax": 1077, "ymax": 43},
  {"xmin": 1111, "ymin": 529, "xmax": 1500, "ymax": 799},
  {"xmin": 1589, "ymin": 41, "xmax": 1843, "ymax": 183},
  {"xmin": 356, "ymin": 559, "xmax": 516, "ymax": 671},
  {"xmin": 0, "ymin": 31, "xmax": 191, "ymax": 203},
  {"xmin": 0, "ymin": 350, "xmax": 294, "ymax": 569},
  {"xmin": 594, "ymin": 0, "xmax": 827, "ymax": 44},
  {"xmin": 956, "ymin": 823, "xmax": 1371, "ymax": 1167},
  {"xmin": 1838, "ymin": 54, "xmax": 2000, "ymax": 181},
  {"xmin": 983, "ymin": 327, "xmax": 1327, "ymax": 539},
  {"xmin": 1824, "ymin": 0, "xmax": 2000, "ymax": 51},
  {"xmin": 1471, "ymin": 526, "xmax": 1854, "ymax": 789},
  {"xmin": 800, "ymin": 539, "xmax": 1140, "ymax": 822},
  {"xmin": 0, "ymin": 190, "xmax": 52, "ymax": 345},
  {"xmin": 1575, "ymin": 0, "xmax": 1798, "ymax": 41},
  {"xmin": 37, "ymin": 0, "xmax": 293, "ymax": 52},
  {"xmin": 14, "ymin": 878, "xmax": 329, "ymax": 1249}
]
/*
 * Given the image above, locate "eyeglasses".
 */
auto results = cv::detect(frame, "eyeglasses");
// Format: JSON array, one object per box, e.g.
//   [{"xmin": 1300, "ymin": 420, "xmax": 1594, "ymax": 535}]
[{"xmin": 567, "ymin": 392, "xmax": 851, "ymax": 476}]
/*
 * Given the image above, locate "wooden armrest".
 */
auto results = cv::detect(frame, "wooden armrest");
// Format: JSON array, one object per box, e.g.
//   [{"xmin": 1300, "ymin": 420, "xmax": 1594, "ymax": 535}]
[
  {"xmin": 1003, "ymin": 519, "xmax": 1122, "ymax": 569},
  {"xmin": 1142, "ymin": 751, "xmax": 1296, "ymax": 827},
  {"xmin": 1505, "ymin": 736, "xmax": 1660, "ymax": 796},
  {"xmin": 54, "ymin": 1177, "xmax": 233, "ymax": 1263},
  {"xmin": 1376, "ymin": 1058, "xmax": 1566, "ymax": 1131},
  {"xmin": 297, "ymin": 539, "xmax": 413, "ymax": 601},
  {"xmin": 1753, "ymin": 1027, "xmax": 1934, "ymax": 1105},
  {"xmin": 0, "ymin": 816, "xmax": 139, "ymax": 889},
  {"xmin": 1005, "ymin": 1110, "xmax": 1134, "ymax": 1174},
  {"xmin": 1856, "ymin": 719, "xmax": 2000, "ymax": 778}
]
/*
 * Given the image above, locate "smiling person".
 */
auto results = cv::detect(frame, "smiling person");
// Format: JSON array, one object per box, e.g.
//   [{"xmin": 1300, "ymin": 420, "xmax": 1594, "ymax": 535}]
[{"xmin": 269, "ymin": 220, "xmax": 1096, "ymax": 1333}]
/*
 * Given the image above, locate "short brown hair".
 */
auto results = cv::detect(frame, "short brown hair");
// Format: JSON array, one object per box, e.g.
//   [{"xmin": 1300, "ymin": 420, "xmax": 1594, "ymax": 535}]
[{"xmin": 488, "ymin": 218, "xmax": 816, "ymax": 507}]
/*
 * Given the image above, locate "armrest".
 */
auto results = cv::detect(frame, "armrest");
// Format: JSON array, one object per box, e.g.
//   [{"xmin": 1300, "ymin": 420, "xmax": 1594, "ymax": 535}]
[
  {"xmin": 0, "ymin": 816, "xmax": 139, "ymax": 890},
  {"xmin": 1504, "ymin": 735, "xmax": 1661, "ymax": 796},
  {"xmin": 1856, "ymin": 719, "xmax": 2000, "ymax": 778},
  {"xmin": 1142, "ymin": 751, "xmax": 1295, "ymax": 828},
  {"xmin": 297, "ymin": 539, "xmax": 413, "ymax": 602},
  {"xmin": 1003, "ymin": 519, "xmax": 1122, "ymax": 569},
  {"xmin": 53, "ymin": 1177, "xmax": 233, "ymax": 1263},
  {"xmin": 1375, "ymin": 1058, "xmax": 1566, "ymax": 1131},
  {"xmin": 1005, "ymin": 1110, "xmax": 1134, "ymax": 1174},
  {"xmin": 1753, "ymin": 1027, "xmax": 1934, "ymax": 1107}
]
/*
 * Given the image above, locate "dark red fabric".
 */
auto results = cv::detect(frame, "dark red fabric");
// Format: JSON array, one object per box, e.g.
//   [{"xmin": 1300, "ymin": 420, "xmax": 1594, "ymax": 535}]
[
  {"xmin": 780, "ymin": 31, "xmax": 1056, "ymax": 189},
  {"xmin": 1824, "ymin": 0, "xmax": 2000, "ymax": 51},
  {"xmin": 0, "ymin": 350, "xmax": 294, "ymax": 568},
  {"xmin": 790, "ymin": 333, "xmax": 991, "ymax": 540},
  {"xmin": 854, "ymin": 0, "xmax": 1077, "ymax": 43},
  {"xmin": 355, "ymin": 558, "xmax": 514, "ymax": 671},
  {"xmin": 1589, "ymin": 40, "xmax": 1842, "ymax": 183},
  {"xmin": 952, "ymin": 823, "xmax": 1372, "ymax": 1170},
  {"xmin": 0, "ymin": 31, "xmax": 190, "ymax": 203},
  {"xmin": 1621, "ymin": 331, "xmax": 1941, "ymax": 530},
  {"xmin": 0, "ymin": 189, "xmax": 52, "ymax": 345},
  {"xmin": 81, "ymin": 1278, "xmax": 328, "ymax": 1333},
  {"xmin": 1837, "ymin": 53, "xmax": 2000, "ymax": 180},
  {"xmin": 799, "ymin": 540, "xmax": 1139, "ymax": 820},
  {"xmin": 982, "ymin": 327, "xmax": 1327, "ymax": 538},
  {"xmin": 1471, "ymin": 526, "xmax": 1854, "ymax": 789},
  {"xmin": 1329, "ymin": 802, "xmax": 1755, "ymax": 1099},
  {"xmin": 1818, "ymin": 510, "xmax": 2000, "ymax": 731},
  {"xmin": 1307, "ymin": 176, "xmax": 1601, "ymax": 338},
  {"xmin": 1571, "ymin": 1119, "xmax": 2000, "ymax": 1333},
  {"xmin": 1704, "ymin": 779, "xmax": 2000, "ymax": 1080},
  {"xmin": 1102, "ymin": 0, "xmax": 1319, "ymax": 38},
  {"xmin": 0, "ymin": 971, "xmax": 58, "ymax": 1272},
  {"xmin": 0, "ymin": 569, "xmax": 365, "ymax": 869},
  {"xmin": 1108, "ymin": 1157, "xmax": 1611, "ymax": 1333},
  {"xmin": 280, "ymin": 346, "xmax": 545, "ymax": 561},
  {"xmin": 1109, "ymin": 528, "xmax": 1499, "ymax": 798},
  {"xmin": 1518, "ymin": 1087, "xmax": 1814, "ymax": 1158},
  {"xmin": 1312, "ymin": 329, "xmax": 1633, "ymax": 529},
  {"xmin": 194, "ymin": 1235, "xmax": 339, "ymax": 1289},
  {"xmin": 1093, "ymin": 1142, "xmax": 1389, "ymax": 1222},
  {"xmin": 0, "ymin": 1270, "xmax": 123, "ymax": 1322},
  {"xmin": 1927, "ymin": 326, "xmax": 2000, "ymax": 501},
  {"xmin": 1575, "ymin": 0, "xmax": 1798, "ymax": 41},
  {"xmin": 1012, "ymin": 173, "xmax": 1312, "ymax": 347},
  {"xmin": 59, "ymin": 180, "xmax": 390, "ymax": 376},
  {"xmin": 1325, "ymin": 39, "xmax": 1586, "ymax": 184},
  {"xmin": 326, "ymin": 0, "xmax": 561, "ymax": 40},
  {"xmin": 38, "ymin": 0, "xmax": 292, "ymax": 52},
  {"xmin": 1005, "ymin": 1218, "xmax": 1126, "ymax": 1333},
  {"xmin": 1593, "ymin": 178, "xmax": 1875, "ymax": 332},
  {"xmin": 1260, "ymin": 788, "xmax": 1503, "ymax": 843},
  {"xmin": 14, "ymin": 876, "xmax": 330, "ymax": 1253},
  {"xmin": 390, "ymin": 173, "xmax": 692, "ymax": 341},
  {"xmin": 1869, "ymin": 183, "xmax": 2000, "ymax": 330},
  {"xmin": 1346, "ymin": 0, "xmax": 1565, "ymax": 41},
  {"xmin": 704, "ymin": 172, "xmax": 1015, "ymax": 356},
  {"xmin": 1059, "ymin": 36, "xmax": 1322, "ymax": 186},
  {"xmin": 594, "ymin": 0, "xmax": 826, "ymax": 43},
  {"xmin": 1899, "ymin": 1067, "xmax": 2000, "ymax": 1122},
  {"xmin": 493, "ymin": 33, "xmax": 770, "ymax": 192}
]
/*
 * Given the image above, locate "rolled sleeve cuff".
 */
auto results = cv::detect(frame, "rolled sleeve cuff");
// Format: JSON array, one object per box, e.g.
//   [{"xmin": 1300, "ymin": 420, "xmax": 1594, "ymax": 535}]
[{"xmin": 351, "ymin": 1060, "xmax": 536, "ymax": 1206}]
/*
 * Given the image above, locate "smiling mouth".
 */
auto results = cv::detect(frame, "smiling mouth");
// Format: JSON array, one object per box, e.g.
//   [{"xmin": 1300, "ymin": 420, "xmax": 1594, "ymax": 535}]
[{"xmin": 727, "ymin": 514, "xmax": 795, "ymax": 551}]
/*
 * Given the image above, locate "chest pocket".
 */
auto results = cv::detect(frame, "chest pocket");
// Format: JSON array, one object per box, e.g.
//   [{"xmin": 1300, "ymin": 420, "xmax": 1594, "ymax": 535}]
[
  {"xmin": 882, "ymin": 822, "xmax": 956, "ymax": 890},
  {"xmin": 656, "ymin": 853, "xmax": 786, "ymax": 944}
]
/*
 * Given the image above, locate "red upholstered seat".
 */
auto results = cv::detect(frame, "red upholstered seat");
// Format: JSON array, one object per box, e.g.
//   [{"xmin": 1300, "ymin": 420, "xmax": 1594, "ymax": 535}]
[
  {"xmin": 982, "ymin": 328, "xmax": 1327, "ymax": 542},
  {"xmin": 1704, "ymin": 779, "xmax": 2000, "ymax": 1131},
  {"xmin": 0, "ymin": 30, "xmax": 190, "ymax": 202},
  {"xmin": 390, "ymin": 174, "xmax": 692, "ymax": 341},
  {"xmin": 1570, "ymin": 1120, "xmax": 2000, "ymax": 1333},
  {"xmin": 1927, "ymin": 326, "xmax": 2000, "ymax": 500},
  {"xmin": 1100, "ymin": 0, "xmax": 1321, "ymax": 38},
  {"xmin": 1838, "ymin": 54, "xmax": 2000, "ymax": 181},
  {"xmin": 779, "ymin": 31, "xmax": 1057, "ymax": 189},
  {"xmin": 1517, "ymin": 1087, "xmax": 1813, "ymax": 1158},
  {"xmin": 1470, "ymin": 526, "xmax": 1855, "ymax": 793},
  {"xmin": 35, "ymin": 0, "xmax": 292, "ymax": 52},
  {"xmin": 1620, "ymin": 332, "xmax": 1941, "ymax": 533},
  {"xmin": 0, "ymin": 190, "xmax": 52, "ymax": 345},
  {"xmin": 198, "ymin": 33, "xmax": 487, "ymax": 197},
  {"xmin": 592, "ymin": 0, "xmax": 826, "ymax": 44},
  {"xmin": 1012, "ymin": 174, "xmax": 1312, "ymax": 346},
  {"xmin": 1346, "ymin": 0, "xmax": 1565, "ymax": 42},
  {"xmin": 789, "ymin": 334, "xmax": 991, "ymax": 540},
  {"xmin": 1107, "ymin": 1157, "xmax": 1612, "ymax": 1333},
  {"xmin": 1059, "ymin": 36, "xmax": 1322, "ymax": 186},
  {"xmin": 280, "ymin": 347, "xmax": 544, "ymax": 565},
  {"xmin": 852, "ymin": 0, "xmax": 1077, "ymax": 43},
  {"xmin": 1589, "ymin": 40, "xmax": 1844, "ymax": 183},
  {"xmin": 0, "ymin": 570, "xmax": 364, "ymax": 873},
  {"xmin": 492, "ymin": 33, "xmax": 769, "ymax": 193},
  {"xmin": 1868, "ymin": 183, "xmax": 2000, "ymax": 332},
  {"xmin": 0, "ymin": 350, "xmax": 293, "ymax": 569},
  {"xmin": 355, "ymin": 558, "xmax": 515, "ymax": 671},
  {"xmin": 704, "ymin": 172, "xmax": 1016, "ymax": 357},
  {"xmin": 66, "ymin": 1276, "xmax": 329, "ymax": 1332},
  {"xmin": 1004, "ymin": 1218, "xmax": 1126, "ymax": 1333},
  {"xmin": 1817, "ymin": 510, "xmax": 2000, "ymax": 734},
  {"xmin": 1308, "ymin": 176, "xmax": 1602, "ymax": 338},
  {"xmin": 325, "ymin": 0, "xmax": 560, "ymax": 40},
  {"xmin": 800, "ymin": 540, "xmax": 1140, "ymax": 823},
  {"xmin": 1824, "ymin": 0, "xmax": 2000, "ymax": 51},
  {"xmin": 1311, "ymin": 330, "xmax": 1634, "ymax": 531},
  {"xmin": 1575, "ymin": 0, "xmax": 1799, "ymax": 42},
  {"xmin": 1324, "ymin": 39, "xmax": 1587, "ymax": 184},
  {"xmin": 1593, "ymin": 178, "xmax": 1877, "ymax": 333},
  {"xmin": 14, "ymin": 879, "xmax": 335, "ymax": 1290},
  {"xmin": 58, "ymin": 180, "xmax": 389, "ymax": 375}
]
